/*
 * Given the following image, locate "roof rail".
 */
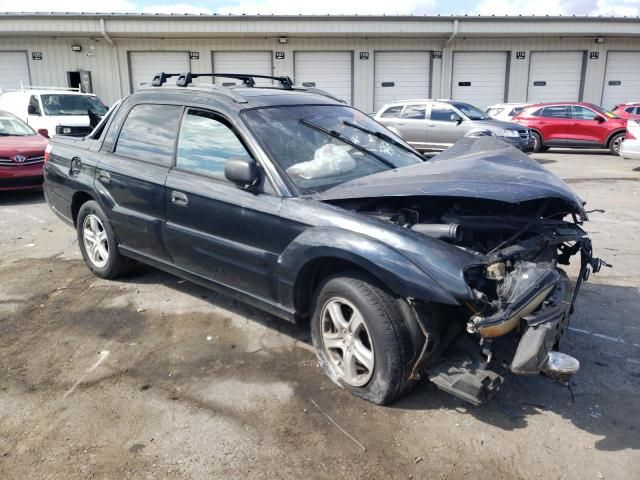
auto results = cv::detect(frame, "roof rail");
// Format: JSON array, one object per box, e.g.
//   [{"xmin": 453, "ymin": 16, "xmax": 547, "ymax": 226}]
[{"xmin": 151, "ymin": 72, "xmax": 294, "ymax": 89}]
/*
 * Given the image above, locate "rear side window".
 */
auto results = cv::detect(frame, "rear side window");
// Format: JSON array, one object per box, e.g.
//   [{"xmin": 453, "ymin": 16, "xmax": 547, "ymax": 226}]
[
  {"xmin": 539, "ymin": 106, "xmax": 569, "ymax": 119},
  {"xmin": 115, "ymin": 104, "xmax": 182, "ymax": 166},
  {"xmin": 176, "ymin": 109, "xmax": 252, "ymax": 178},
  {"xmin": 401, "ymin": 104, "xmax": 426, "ymax": 120},
  {"xmin": 380, "ymin": 106, "xmax": 403, "ymax": 118}
]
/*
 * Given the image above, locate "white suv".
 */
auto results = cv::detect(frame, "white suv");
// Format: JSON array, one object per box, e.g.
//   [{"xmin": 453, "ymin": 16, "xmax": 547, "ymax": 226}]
[{"xmin": 0, "ymin": 89, "xmax": 107, "ymax": 137}]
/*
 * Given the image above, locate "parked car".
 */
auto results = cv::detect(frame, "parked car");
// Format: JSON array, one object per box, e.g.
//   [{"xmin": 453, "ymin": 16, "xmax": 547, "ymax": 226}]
[
  {"xmin": 486, "ymin": 103, "xmax": 529, "ymax": 121},
  {"xmin": 44, "ymin": 73, "xmax": 605, "ymax": 406},
  {"xmin": 611, "ymin": 102, "xmax": 640, "ymax": 120},
  {"xmin": 374, "ymin": 100, "xmax": 534, "ymax": 153},
  {"xmin": 0, "ymin": 110, "xmax": 48, "ymax": 191},
  {"xmin": 620, "ymin": 120, "xmax": 640, "ymax": 160},
  {"xmin": 512, "ymin": 102, "xmax": 628, "ymax": 155},
  {"xmin": 0, "ymin": 88, "xmax": 108, "ymax": 138}
]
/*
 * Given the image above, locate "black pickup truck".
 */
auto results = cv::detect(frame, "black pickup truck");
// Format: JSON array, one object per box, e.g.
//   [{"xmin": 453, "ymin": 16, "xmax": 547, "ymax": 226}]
[{"xmin": 43, "ymin": 72, "xmax": 606, "ymax": 405}]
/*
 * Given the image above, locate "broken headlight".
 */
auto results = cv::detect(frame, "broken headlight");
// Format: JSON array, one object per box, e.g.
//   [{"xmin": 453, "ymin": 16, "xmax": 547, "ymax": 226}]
[{"xmin": 469, "ymin": 262, "xmax": 561, "ymax": 338}]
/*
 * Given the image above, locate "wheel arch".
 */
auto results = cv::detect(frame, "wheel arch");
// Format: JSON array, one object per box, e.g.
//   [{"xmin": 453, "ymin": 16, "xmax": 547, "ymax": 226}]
[{"xmin": 71, "ymin": 191, "xmax": 96, "ymax": 226}]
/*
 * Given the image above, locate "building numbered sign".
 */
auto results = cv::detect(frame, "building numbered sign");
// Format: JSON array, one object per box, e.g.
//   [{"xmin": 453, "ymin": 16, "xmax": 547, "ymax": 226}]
[{"xmin": 32, "ymin": 52, "xmax": 43, "ymax": 60}]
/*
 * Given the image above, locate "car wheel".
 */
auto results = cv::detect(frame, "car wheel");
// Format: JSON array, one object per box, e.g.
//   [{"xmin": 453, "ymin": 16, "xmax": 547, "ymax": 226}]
[
  {"xmin": 77, "ymin": 200, "xmax": 134, "ymax": 279},
  {"xmin": 310, "ymin": 274, "xmax": 414, "ymax": 405},
  {"xmin": 609, "ymin": 133, "xmax": 625, "ymax": 156},
  {"xmin": 531, "ymin": 131, "xmax": 543, "ymax": 153}
]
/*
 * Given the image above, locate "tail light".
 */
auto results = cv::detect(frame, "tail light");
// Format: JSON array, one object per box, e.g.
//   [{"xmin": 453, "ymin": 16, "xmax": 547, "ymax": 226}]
[{"xmin": 44, "ymin": 143, "xmax": 52, "ymax": 163}]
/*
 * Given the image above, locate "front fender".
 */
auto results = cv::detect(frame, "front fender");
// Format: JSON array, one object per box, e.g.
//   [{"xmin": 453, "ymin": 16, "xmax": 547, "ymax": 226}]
[{"xmin": 277, "ymin": 227, "xmax": 461, "ymax": 308}]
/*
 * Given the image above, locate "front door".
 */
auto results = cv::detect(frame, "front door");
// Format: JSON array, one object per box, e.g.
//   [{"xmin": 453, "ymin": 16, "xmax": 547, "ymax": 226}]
[
  {"xmin": 163, "ymin": 108, "xmax": 283, "ymax": 301},
  {"xmin": 95, "ymin": 103, "xmax": 183, "ymax": 261},
  {"xmin": 568, "ymin": 105, "xmax": 606, "ymax": 145},
  {"xmin": 426, "ymin": 102, "xmax": 465, "ymax": 148}
]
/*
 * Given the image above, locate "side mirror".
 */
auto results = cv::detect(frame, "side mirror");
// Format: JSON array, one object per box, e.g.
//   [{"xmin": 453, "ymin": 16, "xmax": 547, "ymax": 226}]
[
  {"xmin": 595, "ymin": 115, "xmax": 606, "ymax": 123},
  {"xmin": 37, "ymin": 128, "xmax": 49, "ymax": 138},
  {"xmin": 451, "ymin": 113, "xmax": 463, "ymax": 124},
  {"xmin": 27, "ymin": 105, "xmax": 40, "ymax": 115},
  {"xmin": 224, "ymin": 157, "xmax": 259, "ymax": 188}
]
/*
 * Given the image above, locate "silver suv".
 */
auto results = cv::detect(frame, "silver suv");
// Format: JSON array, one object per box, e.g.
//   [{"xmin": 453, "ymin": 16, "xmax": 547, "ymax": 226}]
[{"xmin": 374, "ymin": 99, "xmax": 534, "ymax": 153}]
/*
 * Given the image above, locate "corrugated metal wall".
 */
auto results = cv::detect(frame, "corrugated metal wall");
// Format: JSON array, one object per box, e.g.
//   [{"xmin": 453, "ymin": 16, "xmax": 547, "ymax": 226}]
[{"xmin": 1, "ymin": 34, "xmax": 640, "ymax": 111}]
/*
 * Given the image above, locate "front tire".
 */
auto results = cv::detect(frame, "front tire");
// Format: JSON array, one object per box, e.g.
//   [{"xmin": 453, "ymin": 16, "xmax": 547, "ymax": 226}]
[
  {"xmin": 531, "ymin": 131, "xmax": 543, "ymax": 153},
  {"xmin": 77, "ymin": 200, "xmax": 133, "ymax": 279},
  {"xmin": 310, "ymin": 274, "xmax": 414, "ymax": 405},
  {"xmin": 609, "ymin": 132, "xmax": 625, "ymax": 156}
]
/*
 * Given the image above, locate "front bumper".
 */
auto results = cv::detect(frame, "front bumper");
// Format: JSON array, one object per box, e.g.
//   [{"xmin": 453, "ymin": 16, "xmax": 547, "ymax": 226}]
[
  {"xmin": 0, "ymin": 164, "xmax": 44, "ymax": 191},
  {"xmin": 500, "ymin": 135, "xmax": 536, "ymax": 153},
  {"xmin": 510, "ymin": 275, "xmax": 572, "ymax": 375}
]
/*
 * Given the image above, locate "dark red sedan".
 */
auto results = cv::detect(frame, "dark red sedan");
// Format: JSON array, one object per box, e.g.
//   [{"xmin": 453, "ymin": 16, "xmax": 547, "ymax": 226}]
[
  {"xmin": 0, "ymin": 110, "xmax": 49, "ymax": 192},
  {"xmin": 512, "ymin": 102, "xmax": 628, "ymax": 155}
]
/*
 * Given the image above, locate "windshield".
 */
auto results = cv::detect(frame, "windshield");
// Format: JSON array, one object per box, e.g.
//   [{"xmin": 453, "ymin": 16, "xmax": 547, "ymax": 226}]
[
  {"xmin": 40, "ymin": 94, "xmax": 108, "ymax": 116},
  {"xmin": 243, "ymin": 105, "xmax": 423, "ymax": 194},
  {"xmin": 451, "ymin": 102, "xmax": 489, "ymax": 120},
  {"xmin": 0, "ymin": 114, "xmax": 35, "ymax": 136}
]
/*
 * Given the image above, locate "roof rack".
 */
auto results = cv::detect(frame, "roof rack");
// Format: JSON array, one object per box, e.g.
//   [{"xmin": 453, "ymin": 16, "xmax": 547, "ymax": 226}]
[{"xmin": 151, "ymin": 72, "xmax": 294, "ymax": 90}]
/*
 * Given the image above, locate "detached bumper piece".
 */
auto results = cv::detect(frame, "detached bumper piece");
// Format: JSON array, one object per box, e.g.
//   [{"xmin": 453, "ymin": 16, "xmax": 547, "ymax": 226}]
[
  {"xmin": 429, "ymin": 361, "xmax": 503, "ymax": 406},
  {"xmin": 510, "ymin": 275, "xmax": 574, "ymax": 375}
]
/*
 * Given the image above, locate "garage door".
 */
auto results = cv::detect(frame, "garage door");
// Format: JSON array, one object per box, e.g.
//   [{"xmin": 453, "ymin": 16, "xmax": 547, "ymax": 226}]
[
  {"xmin": 374, "ymin": 51, "xmax": 430, "ymax": 112},
  {"xmin": 451, "ymin": 52, "xmax": 507, "ymax": 110},
  {"xmin": 0, "ymin": 51, "xmax": 30, "ymax": 90},
  {"xmin": 294, "ymin": 51, "xmax": 352, "ymax": 104},
  {"xmin": 129, "ymin": 51, "xmax": 190, "ymax": 91},
  {"xmin": 212, "ymin": 51, "xmax": 272, "ymax": 86},
  {"xmin": 601, "ymin": 51, "xmax": 640, "ymax": 110},
  {"xmin": 527, "ymin": 51, "xmax": 584, "ymax": 103}
]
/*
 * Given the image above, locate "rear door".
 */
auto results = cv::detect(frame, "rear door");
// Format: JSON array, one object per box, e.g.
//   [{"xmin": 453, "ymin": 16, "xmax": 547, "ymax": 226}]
[
  {"xmin": 568, "ymin": 105, "xmax": 606, "ymax": 145},
  {"xmin": 96, "ymin": 102, "xmax": 183, "ymax": 261},
  {"xmin": 163, "ymin": 108, "xmax": 283, "ymax": 301},
  {"xmin": 426, "ymin": 102, "xmax": 465, "ymax": 148},
  {"xmin": 395, "ymin": 103, "xmax": 428, "ymax": 149},
  {"xmin": 529, "ymin": 105, "xmax": 571, "ymax": 144}
]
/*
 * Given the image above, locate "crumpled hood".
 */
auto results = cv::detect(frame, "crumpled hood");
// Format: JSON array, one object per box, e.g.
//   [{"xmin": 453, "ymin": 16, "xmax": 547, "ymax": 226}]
[{"xmin": 318, "ymin": 137, "xmax": 586, "ymax": 216}]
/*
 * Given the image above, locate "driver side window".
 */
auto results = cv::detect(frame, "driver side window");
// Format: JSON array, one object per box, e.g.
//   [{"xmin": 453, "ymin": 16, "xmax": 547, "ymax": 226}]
[
  {"xmin": 429, "ymin": 105, "xmax": 457, "ymax": 122},
  {"xmin": 176, "ymin": 109, "xmax": 253, "ymax": 180}
]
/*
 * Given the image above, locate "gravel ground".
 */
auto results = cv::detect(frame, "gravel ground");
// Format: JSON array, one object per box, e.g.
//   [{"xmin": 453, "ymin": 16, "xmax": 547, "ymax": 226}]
[{"xmin": 1, "ymin": 149, "xmax": 639, "ymax": 479}]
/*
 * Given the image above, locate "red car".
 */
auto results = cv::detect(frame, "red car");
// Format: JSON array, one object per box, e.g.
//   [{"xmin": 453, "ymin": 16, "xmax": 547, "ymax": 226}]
[
  {"xmin": 0, "ymin": 110, "xmax": 49, "ymax": 192},
  {"xmin": 512, "ymin": 102, "xmax": 627, "ymax": 155},
  {"xmin": 611, "ymin": 102, "xmax": 640, "ymax": 120}
]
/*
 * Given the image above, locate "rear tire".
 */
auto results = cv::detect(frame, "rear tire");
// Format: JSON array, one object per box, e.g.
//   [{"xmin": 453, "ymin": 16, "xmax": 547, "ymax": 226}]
[
  {"xmin": 310, "ymin": 273, "xmax": 414, "ymax": 405},
  {"xmin": 609, "ymin": 132, "xmax": 625, "ymax": 156},
  {"xmin": 531, "ymin": 131, "xmax": 543, "ymax": 153},
  {"xmin": 76, "ymin": 200, "xmax": 134, "ymax": 279}
]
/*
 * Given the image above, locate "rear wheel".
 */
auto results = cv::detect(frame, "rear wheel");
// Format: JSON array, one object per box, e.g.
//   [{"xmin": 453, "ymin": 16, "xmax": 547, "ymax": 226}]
[
  {"xmin": 531, "ymin": 131, "xmax": 543, "ymax": 153},
  {"xmin": 310, "ymin": 274, "xmax": 414, "ymax": 405},
  {"xmin": 77, "ymin": 201, "xmax": 134, "ymax": 279},
  {"xmin": 609, "ymin": 132, "xmax": 625, "ymax": 156}
]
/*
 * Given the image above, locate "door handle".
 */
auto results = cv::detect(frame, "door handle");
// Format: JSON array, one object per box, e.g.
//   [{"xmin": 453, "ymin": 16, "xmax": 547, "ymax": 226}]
[
  {"xmin": 171, "ymin": 191, "xmax": 189, "ymax": 207},
  {"xmin": 396, "ymin": 122, "xmax": 405, "ymax": 125},
  {"xmin": 97, "ymin": 170, "xmax": 110, "ymax": 184},
  {"xmin": 427, "ymin": 123, "xmax": 436, "ymax": 127}
]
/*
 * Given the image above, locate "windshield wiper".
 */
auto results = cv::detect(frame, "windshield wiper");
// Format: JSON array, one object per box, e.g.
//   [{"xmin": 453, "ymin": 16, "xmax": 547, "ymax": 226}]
[
  {"xmin": 342, "ymin": 120, "xmax": 424, "ymax": 160},
  {"xmin": 298, "ymin": 118, "xmax": 396, "ymax": 169}
]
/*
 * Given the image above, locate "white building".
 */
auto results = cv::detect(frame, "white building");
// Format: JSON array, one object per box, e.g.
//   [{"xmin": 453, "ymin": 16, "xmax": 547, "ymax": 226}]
[{"xmin": 0, "ymin": 13, "xmax": 639, "ymax": 111}]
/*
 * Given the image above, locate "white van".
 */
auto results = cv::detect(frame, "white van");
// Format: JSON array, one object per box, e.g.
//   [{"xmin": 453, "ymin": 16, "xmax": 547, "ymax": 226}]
[{"xmin": 0, "ymin": 88, "xmax": 108, "ymax": 138}]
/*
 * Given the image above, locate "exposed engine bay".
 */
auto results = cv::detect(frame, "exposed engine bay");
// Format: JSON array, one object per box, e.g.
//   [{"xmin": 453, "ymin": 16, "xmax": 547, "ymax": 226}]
[{"xmin": 332, "ymin": 194, "xmax": 609, "ymax": 405}]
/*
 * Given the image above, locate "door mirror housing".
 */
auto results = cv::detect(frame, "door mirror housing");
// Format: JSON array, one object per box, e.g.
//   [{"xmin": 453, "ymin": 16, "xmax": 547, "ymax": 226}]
[
  {"xmin": 595, "ymin": 115, "xmax": 606, "ymax": 123},
  {"xmin": 451, "ymin": 113, "xmax": 463, "ymax": 124},
  {"xmin": 37, "ymin": 128, "xmax": 49, "ymax": 138},
  {"xmin": 225, "ymin": 157, "xmax": 259, "ymax": 188},
  {"xmin": 27, "ymin": 105, "xmax": 40, "ymax": 116}
]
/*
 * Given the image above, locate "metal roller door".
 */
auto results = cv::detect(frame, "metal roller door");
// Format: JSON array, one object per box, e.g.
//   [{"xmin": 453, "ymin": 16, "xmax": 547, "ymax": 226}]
[
  {"xmin": 212, "ymin": 51, "xmax": 273, "ymax": 86},
  {"xmin": 451, "ymin": 52, "xmax": 507, "ymax": 110},
  {"xmin": 0, "ymin": 51, "xmax": 30, "ymax": 90},
  {"xmin": 129, "ymin": 51, "xmax": 190, "ymax": 91},
  {"xmin": 374, "ymin": 51, "xmax": 430, "ymax": 112},
  {"xmin": 294, "ymin": 51, "xmax": 352, "ymax": 104},
  {"xmin": 601, "ymin": 52, "xmax": 640, "ymax": 109},
  {"xmin": 527, "ymin": 51, "xmax": 584, "ymax": 103}
]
